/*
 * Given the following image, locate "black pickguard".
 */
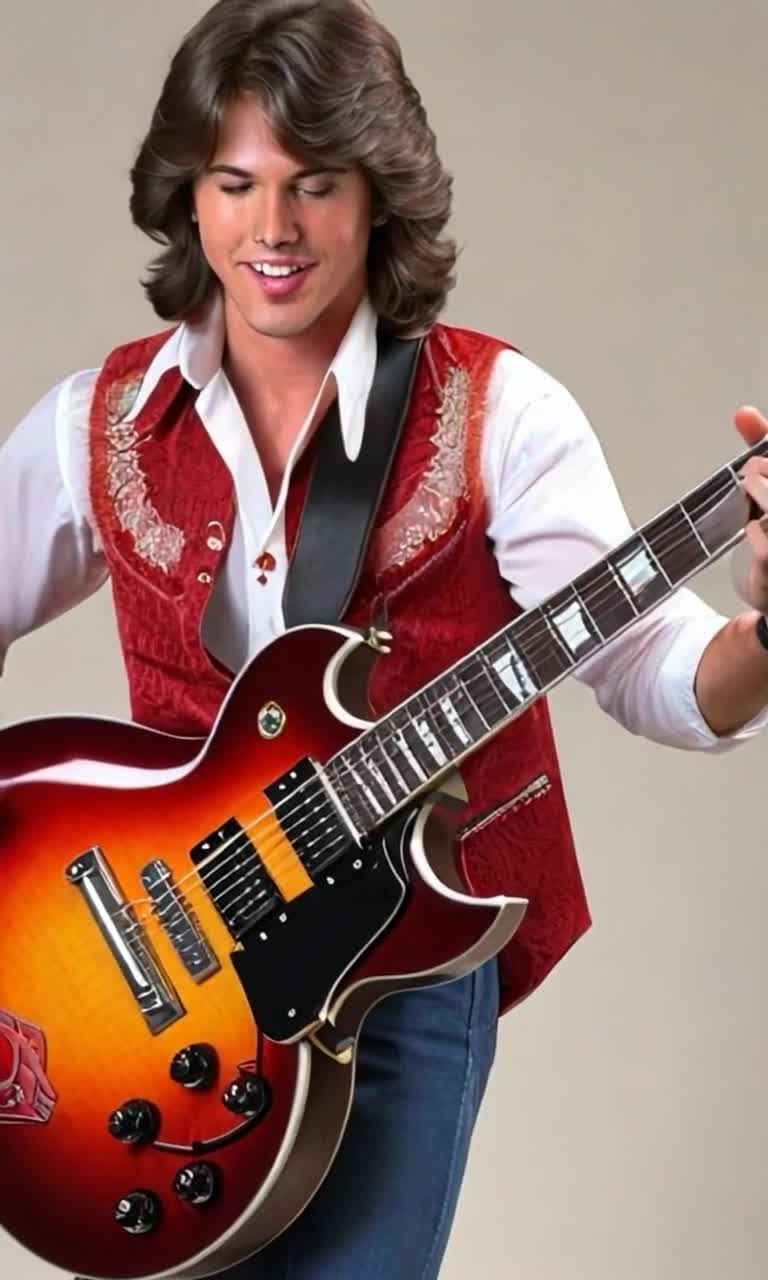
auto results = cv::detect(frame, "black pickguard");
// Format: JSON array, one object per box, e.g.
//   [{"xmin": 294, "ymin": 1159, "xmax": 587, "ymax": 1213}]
[{"xmin": 230, "ymin": 811, "xmax": 414, "ymax": 1041}]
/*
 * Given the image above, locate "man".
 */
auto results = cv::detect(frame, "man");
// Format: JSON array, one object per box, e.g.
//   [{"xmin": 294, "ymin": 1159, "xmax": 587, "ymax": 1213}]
[{"xmin": 2, "ymin": 1, "xmax": 768, "ymax": 1276}]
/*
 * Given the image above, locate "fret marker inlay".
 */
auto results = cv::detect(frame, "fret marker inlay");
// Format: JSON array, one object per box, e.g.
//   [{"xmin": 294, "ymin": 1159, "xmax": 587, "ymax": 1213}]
[
  {"xmin": 438, "ymin": 695, "xmax": 472, "ymax": 746},
  {"xmin": 616, "ymin": 547, "xmax": 657, "ymax": 596},
  {"xmin": 492, "ymin": 649, "xmax": 536, "ymax": 701},
  {"xmin": 414, "ymin": 719, "xmax": 449, "ymax": 767},
  {"xmin": 551, "ymin": 600, "xmax": 591, "ymax": 655}
]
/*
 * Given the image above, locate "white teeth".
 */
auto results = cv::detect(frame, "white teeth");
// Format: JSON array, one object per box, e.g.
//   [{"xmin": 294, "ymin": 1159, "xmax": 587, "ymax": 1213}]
[{"xmin": 252, "ymin": 263, "xmax": 303, "ymax": 277}]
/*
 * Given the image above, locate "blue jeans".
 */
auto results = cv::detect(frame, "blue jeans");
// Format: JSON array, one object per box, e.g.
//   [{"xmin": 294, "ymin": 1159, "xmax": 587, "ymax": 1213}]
[{"xmin": 216, "ymin": 959, "xmax": 500, "ymax": 1279}]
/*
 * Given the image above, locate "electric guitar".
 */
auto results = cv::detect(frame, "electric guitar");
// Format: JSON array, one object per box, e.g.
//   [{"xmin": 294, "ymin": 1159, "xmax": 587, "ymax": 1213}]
[{"xmin": 0, "ymin": 437, "xmax": 764, "ymax": 1280}]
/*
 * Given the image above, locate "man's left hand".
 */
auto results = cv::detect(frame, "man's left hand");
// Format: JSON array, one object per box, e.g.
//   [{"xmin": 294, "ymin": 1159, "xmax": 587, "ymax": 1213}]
[{"xmin": 733, "ymin": 405, "xmax": 768, "ymax": 612}]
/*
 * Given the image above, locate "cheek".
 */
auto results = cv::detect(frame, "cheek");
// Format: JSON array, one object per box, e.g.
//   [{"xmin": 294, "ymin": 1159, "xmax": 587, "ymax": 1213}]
[
  {"xmin": 195, "ymin": 195, "xmax": 244, "ymax": 259},
  {"xmin": 319, "ymin": 205, "xmax": 371, "ymax": 259}
]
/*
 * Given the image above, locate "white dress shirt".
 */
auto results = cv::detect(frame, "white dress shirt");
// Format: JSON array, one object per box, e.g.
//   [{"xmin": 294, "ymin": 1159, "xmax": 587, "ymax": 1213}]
[{"xmin": 1, "ymin": 294, "xmax": 763, "ymax": 750}]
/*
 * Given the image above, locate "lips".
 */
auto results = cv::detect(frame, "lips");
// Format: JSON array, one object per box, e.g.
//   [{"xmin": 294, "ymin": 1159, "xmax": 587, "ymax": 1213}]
[{"xmin": 243, "ymin": 262, "xmax": 316, "ymax": 299}]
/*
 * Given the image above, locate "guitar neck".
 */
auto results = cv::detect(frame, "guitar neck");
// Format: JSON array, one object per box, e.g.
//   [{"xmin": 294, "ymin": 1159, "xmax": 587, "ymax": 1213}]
[{"xmin": 324, "ymin": 438, "xmax": 768, "ymax": 834}]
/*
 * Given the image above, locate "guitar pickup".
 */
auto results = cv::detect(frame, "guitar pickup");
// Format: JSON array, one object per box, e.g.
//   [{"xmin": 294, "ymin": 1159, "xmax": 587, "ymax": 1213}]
[{"xmin": 141, "ymin": 860, "xmax": 220, "ymax": 982}]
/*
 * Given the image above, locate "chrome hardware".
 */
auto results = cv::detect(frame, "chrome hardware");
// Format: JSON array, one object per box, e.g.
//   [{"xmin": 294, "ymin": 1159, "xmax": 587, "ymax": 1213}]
[
  {"xmin": 66, "ymin": 848, "xmax": 184, "ymax": 1035},
  {"xmin": 141, "ymin": 860, "xmax": 220, "ymax": 982},
  {"xmin": 364, "ymin": 626, "xmax": 393, "ymax": 654}
]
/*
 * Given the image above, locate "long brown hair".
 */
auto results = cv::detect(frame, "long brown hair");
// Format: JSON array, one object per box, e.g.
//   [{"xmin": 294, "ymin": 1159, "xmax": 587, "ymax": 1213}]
[{"xmin": 129, "ymin": 0, "xmax": 457, "ymax": 334}]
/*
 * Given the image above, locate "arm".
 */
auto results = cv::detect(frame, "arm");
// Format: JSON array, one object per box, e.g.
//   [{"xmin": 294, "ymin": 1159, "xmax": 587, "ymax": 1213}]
[
  {"xmin": 692, "ymin": 404, "xmax": 768, "ymax": 735},
  {"xmin": 480, "ymin": 351, "xmax": 768, "ymax": 751},
  {"xmin": 693, "ymin": 613, "xmax": 768, "ymax": 736},
  {"xmin": 0, "ymin": 371, "xmax": 109, "ymax": 677}
]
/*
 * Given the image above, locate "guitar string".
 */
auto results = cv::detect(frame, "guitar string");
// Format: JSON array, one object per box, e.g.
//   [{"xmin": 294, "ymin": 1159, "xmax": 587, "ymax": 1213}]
[{"xmin": 119, "ymin": 471, "xmax": 753, "ymax": 944}]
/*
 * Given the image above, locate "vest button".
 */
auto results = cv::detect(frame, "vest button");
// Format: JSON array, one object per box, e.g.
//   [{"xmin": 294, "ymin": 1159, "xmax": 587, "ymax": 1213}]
[
  {"xmin": 197, "ymin": 571, "xmax": 213, "ymax": 585},
  {"xmin": 206, "ymin": 536, "xmax": 224, "ymax": 551}
]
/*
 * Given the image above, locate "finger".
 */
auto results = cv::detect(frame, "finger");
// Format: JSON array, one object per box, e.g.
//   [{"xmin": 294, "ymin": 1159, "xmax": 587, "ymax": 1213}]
[
  {"xmin": 742, "ymin": 472, "xmax": 768, "ymax": 515},
  {"xmin": 745, "ymin": 517, "xmax": 768, "ymax": 566},
  {"xmin": 740, "ymin": 456, "xmax": 768, "ymax": 479},
  {"xmin": 734, "ymin": 405, "xmax": 768, "ymax": 446}
]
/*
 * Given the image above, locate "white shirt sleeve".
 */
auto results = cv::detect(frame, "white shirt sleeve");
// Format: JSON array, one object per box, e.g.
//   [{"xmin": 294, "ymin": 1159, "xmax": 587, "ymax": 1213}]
[
  {"xmin": 0, "ymin": 370, "xmax": 108, "ymax": 675},
  {"xmin": 481, "ymin": 349, "xmax": 767, "ymax": 751}
]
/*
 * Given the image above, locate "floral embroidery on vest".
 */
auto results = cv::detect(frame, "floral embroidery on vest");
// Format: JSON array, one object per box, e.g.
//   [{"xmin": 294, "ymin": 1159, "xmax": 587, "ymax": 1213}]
[
  {"xmin": 104, "ymin": 375, "xmax": 186, "ymax": 575},
  {"xmin": 377, "ymin": 364, "xmax": 471, "ymax": 570}
]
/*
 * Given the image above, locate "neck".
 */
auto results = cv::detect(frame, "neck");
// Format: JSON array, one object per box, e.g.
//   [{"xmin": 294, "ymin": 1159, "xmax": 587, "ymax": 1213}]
[{"xmin": 222, "ymin": 294, "xmax": 362, "ymax": 411}]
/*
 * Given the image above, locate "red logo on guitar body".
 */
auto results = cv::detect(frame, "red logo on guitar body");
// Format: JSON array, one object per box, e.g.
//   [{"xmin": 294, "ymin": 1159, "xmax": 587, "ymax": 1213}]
[{"xmin": 0, "ymin": 1011, "xmax": 57, "ymax": 1125}]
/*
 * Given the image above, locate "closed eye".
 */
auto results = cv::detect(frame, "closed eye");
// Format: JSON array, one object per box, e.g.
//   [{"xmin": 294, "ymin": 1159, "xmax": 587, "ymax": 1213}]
[{"xmin": 218, "ymin": 183, "xmax": 337, "ymax": 199}]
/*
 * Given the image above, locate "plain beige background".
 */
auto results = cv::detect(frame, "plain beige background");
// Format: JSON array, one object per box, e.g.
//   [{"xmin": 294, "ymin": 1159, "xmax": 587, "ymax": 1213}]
[{"xmin": 1, "ymin": 1, "xmax": 767, "ymax": 1277}]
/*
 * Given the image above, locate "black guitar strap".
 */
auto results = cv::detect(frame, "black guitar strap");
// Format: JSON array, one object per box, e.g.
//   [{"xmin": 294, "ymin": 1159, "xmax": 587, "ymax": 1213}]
[{"xmin": 282, "ymin": 330, "xmax": 424, "ymax": 628}]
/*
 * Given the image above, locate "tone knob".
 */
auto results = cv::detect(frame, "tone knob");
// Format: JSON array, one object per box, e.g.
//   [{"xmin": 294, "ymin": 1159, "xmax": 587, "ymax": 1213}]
[
  {"xmin": 114, "ymin": 1189, "xmax": 162, "ymax": 1235},
  {"xmin": 173, "ymin": 1161, "xmax": 220, "ymax": 1206},
  {"xmin": 108, "ymin": 1099, "xmax": 160, "ymax": 1145},
  {"xmin": 222, "ymin": 1072, "xmax": 272, "ymax": 1119},
  {"xmin": 170, "ymin": 1043, "xmax": 219, "ymax": 1090}
]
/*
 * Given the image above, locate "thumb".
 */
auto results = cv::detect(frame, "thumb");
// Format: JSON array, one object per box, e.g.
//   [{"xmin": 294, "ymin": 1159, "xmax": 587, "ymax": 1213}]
[{"xmin": 734, "ymin": 404, "xmax": 768, "ymax": 446}]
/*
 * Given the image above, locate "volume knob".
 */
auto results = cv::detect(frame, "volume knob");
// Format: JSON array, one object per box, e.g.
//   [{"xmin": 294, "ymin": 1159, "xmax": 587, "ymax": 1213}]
[
  {"xmin": 108, "ymin": 1099, "xmax": 160, "ymax": 1145},
  {"xmin": 170, "ymin": 1043, "xmax": 218, "ymax": 1090},
  {"xmin": 222, "ymin": 1072, "xmax": 272, "ymax": 1119},
  {"xmin": 114, "ymin": 1189, "xmax": 162, "ymax": 1235},
  {"xmin": 173, "ymin": 1161, "xmax": 220, "ymax": 1206}
]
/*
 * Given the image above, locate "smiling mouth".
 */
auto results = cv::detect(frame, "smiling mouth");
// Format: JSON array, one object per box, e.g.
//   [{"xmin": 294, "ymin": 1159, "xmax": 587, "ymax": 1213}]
[
  {"xmin": 242, "ymin": 261, "xmax": 316, "ymax": 298},
  {"xmin": 245, "ymin": 261, "xmax": 316, "ymax": 276}
]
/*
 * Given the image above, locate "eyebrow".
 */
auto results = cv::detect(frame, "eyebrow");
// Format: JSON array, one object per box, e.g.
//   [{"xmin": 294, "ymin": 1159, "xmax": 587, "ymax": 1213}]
[{"xmin": 205, "ymin": 164, "xmax": 347, "ymax": 179}]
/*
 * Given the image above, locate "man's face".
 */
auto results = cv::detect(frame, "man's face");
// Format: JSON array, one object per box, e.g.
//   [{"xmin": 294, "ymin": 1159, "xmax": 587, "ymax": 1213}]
[{"xmin": 193, "ymin": 96, "xmax": 374, "ymax": 343}]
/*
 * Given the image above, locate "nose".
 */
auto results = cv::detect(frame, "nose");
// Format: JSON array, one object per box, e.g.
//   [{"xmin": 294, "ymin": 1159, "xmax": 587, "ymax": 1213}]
[{"xmin": 252, "ymin": 187, "xmax": 300, "ymax": 249}]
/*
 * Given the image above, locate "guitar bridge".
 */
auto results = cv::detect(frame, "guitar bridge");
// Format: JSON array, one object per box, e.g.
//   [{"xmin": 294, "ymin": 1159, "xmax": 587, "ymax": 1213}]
[{"xmin": 66, "ymin": 848, "xmax": 184, "ymax": 1035}]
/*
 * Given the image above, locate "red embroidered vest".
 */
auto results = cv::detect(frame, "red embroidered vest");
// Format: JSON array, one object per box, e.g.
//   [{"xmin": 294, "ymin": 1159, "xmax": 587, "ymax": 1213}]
[{"xmin": 89, "ymin": 323, "xmax": 591, "ymax": 1011}]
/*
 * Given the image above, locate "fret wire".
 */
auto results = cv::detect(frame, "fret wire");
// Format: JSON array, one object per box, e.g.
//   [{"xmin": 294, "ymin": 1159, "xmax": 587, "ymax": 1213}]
[
  {"xmin": 371, "ymin": 737, "xmax": 410, "ymax": 800},
  {"xmin": 461, "ymin": 665, "xmax": 503, "ymax": 722},
  {"xmin": 330, "ymin": 442, "xmax": 768, "ymax": 828},
  {"xmin": 577, "ymin": 562, "xmax": 638, "ymax": 638},
  {"xmin": 637, "ymin": 531, "xmax": 673, "ymax": 588},
  {"xmin": 539, "ymin": 609, "xmax": 573, "ymax": 664},
  {"xmin": 478, "ymin": 651, "xmax": 519, "ymax": 715},
  {"xmin": 446, "ymin": 674, "xmax": 487, "ymax": 742},
  {"xmin": 462, "ymin": 656, "xmax": 511, "ymax": 722},
  {"xmin": 396, "ymin": 707, "xmax": 444, "ymax": 775},
  {"xmin": 388, "ymin": 740, "xmax": 426, "ymax": 790},
  {"xmin": 509, "ymin": 633, "xmax": 545, "ymax": 692},
  {"xmin": 571, "ymin": 584, "xmax": 605, "ymax": 641},
  {"xmin": 501, "ymin": 632, "xmax": 535, "ymax": 688},
  {"xmin": 421, "ymin": 690, "xmax": 468, "ymax": 756},
  {"xmin": 605, "ymin": 560, "xmax": 640, "ymax": 615},
  {"xmin": 327, "ymin": 761, "xmax": 376, "ymax": 831},
  {"xmin": 649, "ymin": 506, "xmax": 709, "ymax": 581},
  {"xmin": 388, "ymin": 711, "xmax": 431, "ymax": 786},
  {"xmin": 349, "ymin": 751, "xmax": 391, "ymax": 815},
  {"xmin": 688, "ymin": 468, "xmax": 736, "ymax": 513},
  {"xmin": 450, "ymin": 681, "xmax": 487, "ymax": 736},
  {"xmin": 678, "ymin": 504, "xmax": 710, "ymax": 556}
]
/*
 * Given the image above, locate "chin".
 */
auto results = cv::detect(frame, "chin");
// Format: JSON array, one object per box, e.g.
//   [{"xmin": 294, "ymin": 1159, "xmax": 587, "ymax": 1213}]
[
  {"xmin": 247, "ymin": 315, "xmax": 319, "ymax": 340},
  {"xmin": 240, "ymin": 302, "xmax": 325, "ymax": 340}
]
